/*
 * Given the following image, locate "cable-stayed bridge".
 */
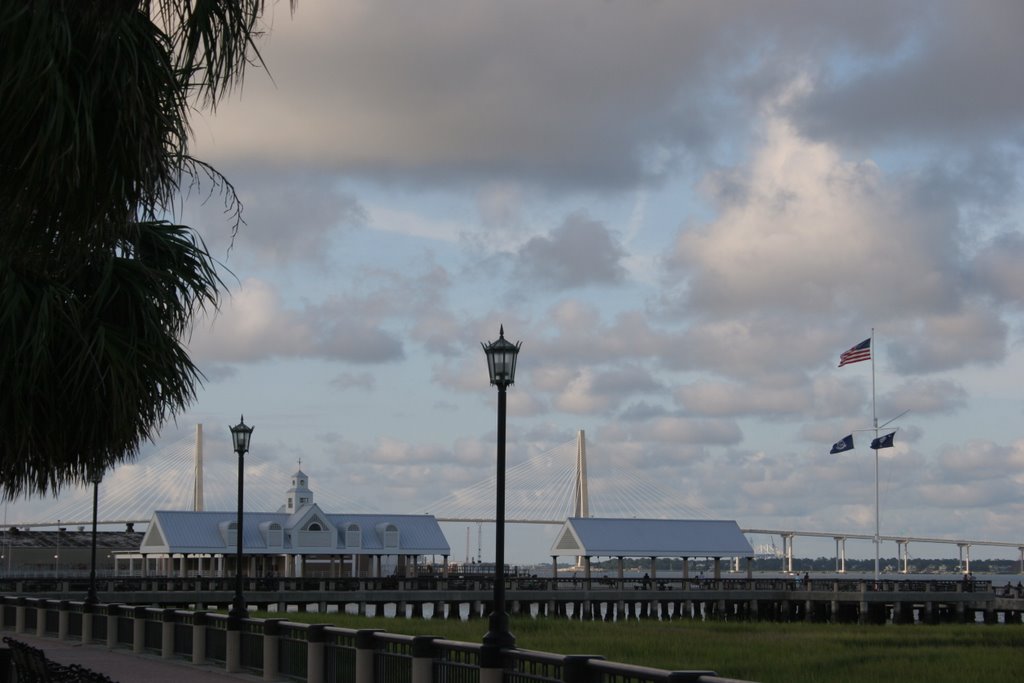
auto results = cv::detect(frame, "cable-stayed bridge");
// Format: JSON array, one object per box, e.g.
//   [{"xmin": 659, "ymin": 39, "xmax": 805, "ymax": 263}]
[
  {"xmin": 2, "ymin": 426, "xmax": 377, "ymax": 529},
  {"xmin": 2, "ymin": 430, "xmax": 710, "ymax": 528},
  {"xmin": 423, "ymin": 433, "xmax": 714, "ymax": 524},
  {"xmin": 5, "ymin": 428, "xmax": 1021, "ymax": 571}
]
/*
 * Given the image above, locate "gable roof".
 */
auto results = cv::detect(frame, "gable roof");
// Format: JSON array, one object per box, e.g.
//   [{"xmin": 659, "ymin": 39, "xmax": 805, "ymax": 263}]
[
  {"xmin": 551, "ymin": 517, "xmax": 753, "ymax": 558},
  {"xmin": 286, "ymin": 504, "xmax": 332, "ymax": 531}
]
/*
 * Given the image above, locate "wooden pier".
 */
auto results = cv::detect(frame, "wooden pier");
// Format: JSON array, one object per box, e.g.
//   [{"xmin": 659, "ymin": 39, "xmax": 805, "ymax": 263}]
[{"xmin": 5, "ymin": 575, "xmax": 1023, "ymax": 625}]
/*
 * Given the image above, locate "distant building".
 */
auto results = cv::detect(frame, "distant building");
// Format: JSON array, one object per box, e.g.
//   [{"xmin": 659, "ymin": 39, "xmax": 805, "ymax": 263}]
[
  {"xmin": 119, "ymin": 467, "xmax": 451, "ymax": 578},
  {"xmin": 0, "ymin": 526, "xmax": 142, "ymax": 576}
]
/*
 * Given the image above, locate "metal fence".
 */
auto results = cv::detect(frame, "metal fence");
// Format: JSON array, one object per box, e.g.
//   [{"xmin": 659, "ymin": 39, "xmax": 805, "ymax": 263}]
[{"xmin": 0, "ymin": 595, "xmax": 757, "ymax": 683}]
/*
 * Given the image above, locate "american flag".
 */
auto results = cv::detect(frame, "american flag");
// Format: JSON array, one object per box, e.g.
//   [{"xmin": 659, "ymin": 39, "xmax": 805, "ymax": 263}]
[{"xmin": 838, "ymin": 338, "xmax": 871, "ymax": 367}]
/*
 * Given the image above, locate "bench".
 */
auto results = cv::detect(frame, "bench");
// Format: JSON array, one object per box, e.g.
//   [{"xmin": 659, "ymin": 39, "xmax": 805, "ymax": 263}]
[{"xmin": 2, "ymin": 637, "xmax": 117, "ymax": 683}]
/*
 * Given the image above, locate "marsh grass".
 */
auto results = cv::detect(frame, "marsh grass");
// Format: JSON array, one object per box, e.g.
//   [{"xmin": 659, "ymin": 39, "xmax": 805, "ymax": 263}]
[{"xmin": 257, "ymin": 611, "xmax": 1024, "ymax": 683}]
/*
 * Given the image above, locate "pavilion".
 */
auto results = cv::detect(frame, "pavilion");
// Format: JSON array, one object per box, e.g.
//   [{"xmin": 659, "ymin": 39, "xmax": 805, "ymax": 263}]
[
  {"xmin": 120, "ymin": 467, "xmax": 450, "ymax": 578},
  {"xmin": 549, "ymin": 517, "xmax": 754, "ymax": 580}
]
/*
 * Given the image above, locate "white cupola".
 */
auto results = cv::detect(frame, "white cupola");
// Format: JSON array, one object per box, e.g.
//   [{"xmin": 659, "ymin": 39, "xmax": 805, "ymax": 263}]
[{"xmin": 285, "ymin": 465, "xmax": 314, "ymax": 514}]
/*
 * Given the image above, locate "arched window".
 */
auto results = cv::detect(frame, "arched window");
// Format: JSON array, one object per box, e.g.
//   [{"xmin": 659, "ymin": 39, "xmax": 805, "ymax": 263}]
[{"xmin": 346, "ymin": 523, "xmax": 361, "ymax": 548}]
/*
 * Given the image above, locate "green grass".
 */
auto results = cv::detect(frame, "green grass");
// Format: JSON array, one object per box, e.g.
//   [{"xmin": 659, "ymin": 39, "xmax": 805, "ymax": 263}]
[{"xmin": 256, "ymin": 611, "xmax": 1024, "ymax": 683}]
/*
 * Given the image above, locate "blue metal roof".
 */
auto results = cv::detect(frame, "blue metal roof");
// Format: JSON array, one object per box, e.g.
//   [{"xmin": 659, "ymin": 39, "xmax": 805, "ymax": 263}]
[
  {"xmin": 551, "ymin": 517, "xmax": 753, "ymax": 557},
  {"xmin": 142, "ymin": 508, "xmax": 450, "ymax": 555},
  {"xmin": 325, "ymin": 513, "xmax": 451, "ymax": 552}
]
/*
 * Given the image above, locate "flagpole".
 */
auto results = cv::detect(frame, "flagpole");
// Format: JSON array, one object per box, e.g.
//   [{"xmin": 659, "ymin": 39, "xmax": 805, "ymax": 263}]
[{"xmin": 871, "ymin": 327, "xmax": 879, "ymax": 583}]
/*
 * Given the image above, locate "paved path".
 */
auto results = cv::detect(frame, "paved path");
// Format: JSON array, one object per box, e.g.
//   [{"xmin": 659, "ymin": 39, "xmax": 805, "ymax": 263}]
[{"xmin": 2, "ymin": 632, "xmax": 278, "ymax": 683}]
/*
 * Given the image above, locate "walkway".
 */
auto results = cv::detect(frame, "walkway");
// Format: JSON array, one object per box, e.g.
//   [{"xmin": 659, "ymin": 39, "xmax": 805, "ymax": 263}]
[{"xmin": 3, "ymin": 633, "xmax": 270, "ymax": 683}]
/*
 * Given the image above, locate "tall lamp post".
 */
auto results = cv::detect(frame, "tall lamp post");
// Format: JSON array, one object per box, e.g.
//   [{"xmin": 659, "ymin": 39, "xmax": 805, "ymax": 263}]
[
  {"xmin": 229, "ymin": 416, "xmax": 254, "ymax": 620},
  {"xmin": 85, "ymin": 470, "xmax": 103, "ymax": 605},
  {"xmin": 481, "ymin": 326, "xmax": 521, "ymax": 653}
]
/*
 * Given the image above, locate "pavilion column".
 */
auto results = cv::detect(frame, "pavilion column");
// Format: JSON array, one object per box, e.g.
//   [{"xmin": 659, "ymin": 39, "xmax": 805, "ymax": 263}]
[
  {"xmin": 141, "ymin": 554, "xmax": 148, "ymax": 577},
  {"xmin": 650, "ymin": 556, "xmax": 657, "ymax": 580},
  {"xmin": 584, "ymin": 556, "xmax": 592, "ymax": 587},
  {"xmin": 551, "ymin": 556, "xmax": 558, "ymax": 580},
  {"xmin": 713, "ymin": 557, "xmax": 721, "ymax": 581},
  {"xmin": 682, "ymin": 557, "xmax": 689, "ymax": 580},
  {"xmin": 617, "ymin": 557, "xmax": 624, "ymax": 589}
]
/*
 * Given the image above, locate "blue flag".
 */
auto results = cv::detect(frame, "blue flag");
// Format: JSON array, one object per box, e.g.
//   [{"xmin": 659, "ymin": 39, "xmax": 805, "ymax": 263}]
[
  {"xmin": 830, "ymin": 434, "xmax": 854, "ymax": 454},
  {"xmin": 871, "ymin": 432, "xmax": 895, "ymax": 450}
]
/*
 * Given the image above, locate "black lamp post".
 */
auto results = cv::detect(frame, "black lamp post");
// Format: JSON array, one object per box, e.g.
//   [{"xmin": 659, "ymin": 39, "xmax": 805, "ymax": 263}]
[
  {"xmin": 85, "ymin": 470, "xmax": 103, "ymax": 605},
  {"xmin": 481, "ymin": 325, "xmax": 521, "ymax": 652},
  {"xmin": 229, "ymin": 416, "xmax": 254, "ymax": 620}
]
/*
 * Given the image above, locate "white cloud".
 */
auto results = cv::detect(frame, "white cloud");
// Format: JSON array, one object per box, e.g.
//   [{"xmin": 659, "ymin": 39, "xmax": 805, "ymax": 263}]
[
  {"xmin": 886, "ymin": 306, "xmax": 1008, "ymax": 373},
  {"xmin": 670, "ymin": 116, "xmax": 961, "ymax": 319},
  {"xmin": 552, "ymin": 365, "xmax": 661, "ymax": 415},
  {"xmin": 514, "ymin": 213, "xmax": 627, "ymax": 290},
  {"xmin": 189, "ymin": 278, "xmax": 315, "ymax": 362},
  {"xmin": 368, "ymin": 205, "xmax": 466, "ymax": 243},
  {"xmin": 878, "ymin": 378, "xmax": 967, "ymax": 417}
]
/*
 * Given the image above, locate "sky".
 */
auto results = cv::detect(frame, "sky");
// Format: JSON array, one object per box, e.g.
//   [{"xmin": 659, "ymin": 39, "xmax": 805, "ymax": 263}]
[{"xmin": 13, "ymin": 1, "xmax": 1024, "ymax": 566}]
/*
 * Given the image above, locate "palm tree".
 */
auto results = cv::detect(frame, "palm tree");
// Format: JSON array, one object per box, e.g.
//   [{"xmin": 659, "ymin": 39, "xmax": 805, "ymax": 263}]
[{"xmin": 0, "ymin": 1, "xmax": 295, "ymax": 497}]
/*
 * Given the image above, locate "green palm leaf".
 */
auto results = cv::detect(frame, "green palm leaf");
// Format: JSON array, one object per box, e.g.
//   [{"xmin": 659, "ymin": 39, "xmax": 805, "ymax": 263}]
[{"xmin": 0, "ymin": 0, "xmax": 295, "ymax": 497}]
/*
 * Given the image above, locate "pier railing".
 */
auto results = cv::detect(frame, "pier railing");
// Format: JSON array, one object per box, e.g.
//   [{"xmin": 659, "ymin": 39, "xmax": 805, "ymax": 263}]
[
  {"xmin": 0, "ymin": 596, "xmax": 755, "ymax": 683},
  {"xmin": 0, "ymin": 574, "xmax": 999, "ymax": 596}
]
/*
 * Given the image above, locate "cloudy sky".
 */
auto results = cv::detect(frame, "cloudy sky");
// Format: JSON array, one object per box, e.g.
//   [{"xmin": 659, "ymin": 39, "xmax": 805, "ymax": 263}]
[{"xmin": 17, "ymin": 1, "xmax": 1024, "ymax": 565}]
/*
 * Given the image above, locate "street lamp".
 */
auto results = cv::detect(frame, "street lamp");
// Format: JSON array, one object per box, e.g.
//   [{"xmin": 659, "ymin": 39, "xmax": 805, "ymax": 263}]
[
  {"xmin": 85, "ymin": 470, "xmax": 103, "ymax": 605},
  {"xmin": 229, "ymin": 416, "xmax": 254, "ymax": 620},
  {"xmin": 481, "ymin": 325, "xmax": 521, "ymax": 653}
]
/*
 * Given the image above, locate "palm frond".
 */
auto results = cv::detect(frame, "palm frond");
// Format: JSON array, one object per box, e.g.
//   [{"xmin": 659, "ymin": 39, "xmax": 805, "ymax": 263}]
[{"xmin": 0, "ymin": 0, "xmax": 291, "ymax": 497}]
